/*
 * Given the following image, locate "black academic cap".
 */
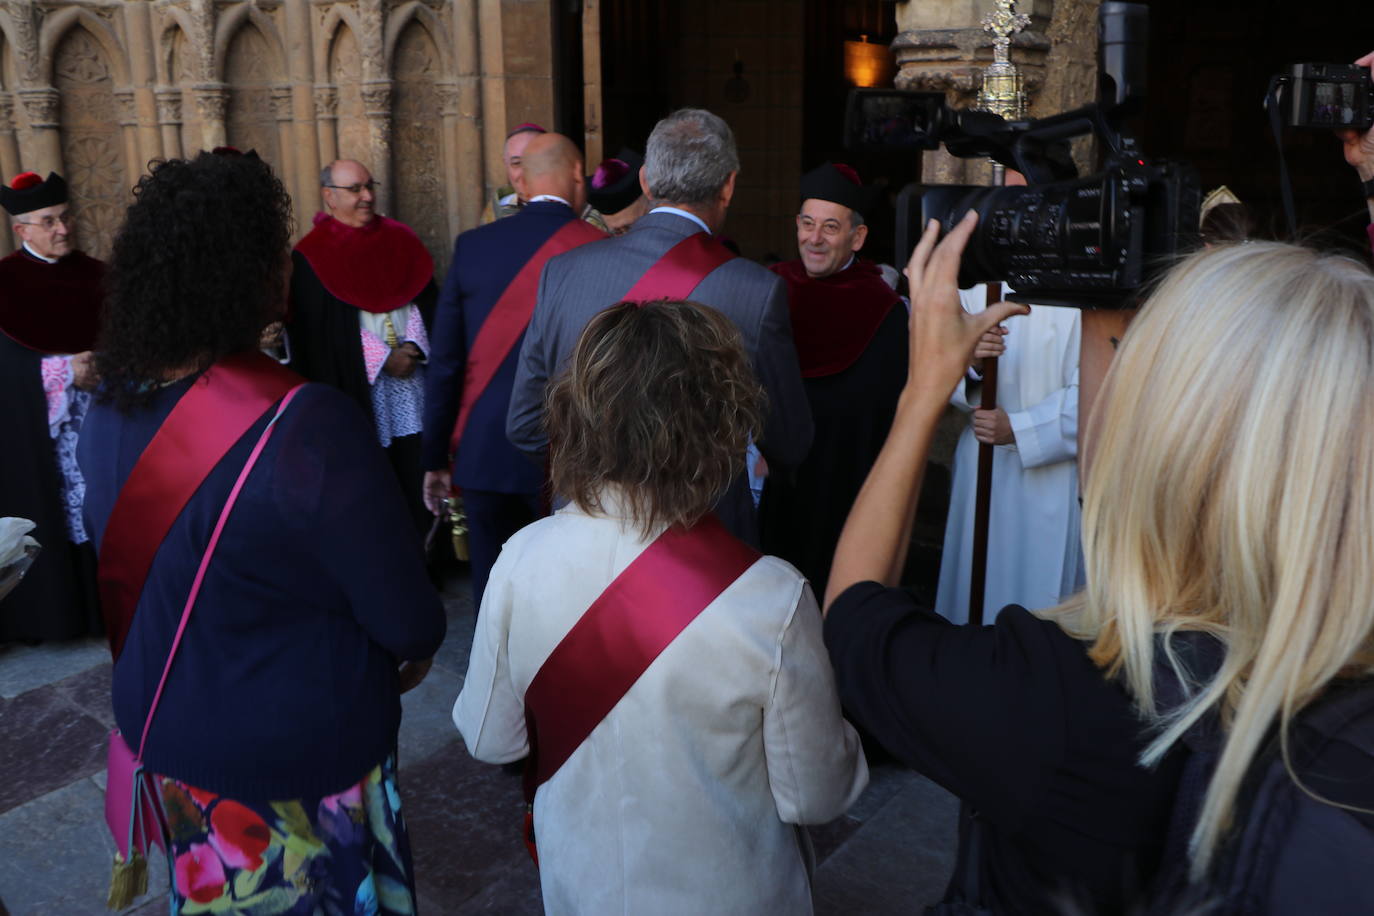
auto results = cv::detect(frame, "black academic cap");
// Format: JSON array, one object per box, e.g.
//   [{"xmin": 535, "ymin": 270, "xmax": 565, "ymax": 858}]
[
  {"xmin": 799, "ymin": 162, "xmax": 866, "ymax": 218},
  {"xmin": 1, "ymin": 171, "xmax": 67, "ymax": 217},
  {"xmin": 588, "ymin": 147, "xmax": 645, "ymax": 216}
]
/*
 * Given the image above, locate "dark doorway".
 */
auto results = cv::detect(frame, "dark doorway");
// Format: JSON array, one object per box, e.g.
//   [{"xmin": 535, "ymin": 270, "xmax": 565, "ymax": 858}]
[{"xmin": 1141, "ymin": 0, "xmax": 1370, "ymax": 254}]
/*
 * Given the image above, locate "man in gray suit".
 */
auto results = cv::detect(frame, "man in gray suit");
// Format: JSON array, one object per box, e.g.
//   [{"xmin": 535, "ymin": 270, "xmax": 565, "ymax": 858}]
[{"xmin": 506, "ymin": 108, "xmax": 813, "ymax": 544}]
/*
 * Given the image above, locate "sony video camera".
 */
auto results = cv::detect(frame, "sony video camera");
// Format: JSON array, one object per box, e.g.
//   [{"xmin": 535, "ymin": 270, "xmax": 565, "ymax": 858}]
[{"xmin": 844, "ymin": 2, "xmax": 1199, "ymax": 308}]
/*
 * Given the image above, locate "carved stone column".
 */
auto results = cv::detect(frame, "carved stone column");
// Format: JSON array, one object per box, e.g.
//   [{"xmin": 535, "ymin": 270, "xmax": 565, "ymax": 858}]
[
  {"xmin": 361, "ymin": 80, "xmax": 392, "ymax": 215},
  {"xmin": 453, "ymin": 0, "xmax": 484, "ymax": 231},
  {"xmin": 891, "ymin": 0, "xmax": 1051, "ymax": 184},
  {"xmin": 0, "ymin": 94, "xmax": 19, "ymax": 253},
  {"xmin": 121, "ymin": 0, "xmax": 164, "ymax": 171},
  {"xmin": 285, "ymin": 0, "xmax": 322, "ymax": 227},
  {"xmin": 156, "ymin": 89, "xmax": 184, "ymax": 160},
  {"xmin": 17, "ymin": 88, "xmax": 63, "ymax": 174},
  {"xmin": 272, "ymin": 86, "xmax": 296, "ymax": 192},
  {"xmin": 115, "ymin": 89, "xmax": 142, "ymax": 188},
  {"xmin": 437, "ymin": 81, "xmax": 461, "ymax": 240},
  {"xmin": 314, "ymin": 86, "xmax": 339, "ymax": 177},
  {"xmin": 192, "ymin": 83, "xmax": 230, "ymax": 152}
]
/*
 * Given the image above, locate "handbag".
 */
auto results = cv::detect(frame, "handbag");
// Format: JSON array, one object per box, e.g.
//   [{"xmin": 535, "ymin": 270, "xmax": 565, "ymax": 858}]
[{"xmin": 104, "ymin": 384, "xmax": 302, "ymax": 910}]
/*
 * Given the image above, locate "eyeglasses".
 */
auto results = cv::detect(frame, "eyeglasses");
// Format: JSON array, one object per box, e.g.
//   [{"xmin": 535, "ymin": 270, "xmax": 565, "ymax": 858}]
[
  {"xmin": 797, "ymin": 215, "xmax": 847, "ymax": 239},
  {"xmin": 324, "ymin": 181, "xmax": 379, "ymax": 194},
  {"xmin": 18, "ymin": 211, "xmax": 74, "ymax": 231}
]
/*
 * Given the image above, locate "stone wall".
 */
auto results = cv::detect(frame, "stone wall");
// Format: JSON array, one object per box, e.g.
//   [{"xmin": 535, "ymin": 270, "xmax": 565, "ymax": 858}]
[{"xmin": 0, "ymin": 0, "xmax": 555, "ymax": 277}]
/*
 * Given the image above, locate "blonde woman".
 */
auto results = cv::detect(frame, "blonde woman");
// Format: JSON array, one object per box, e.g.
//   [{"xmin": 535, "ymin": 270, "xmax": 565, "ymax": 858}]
[
  {"xmin": 455, "ymin": 300, "xmax": 867, "ymax": 915},
  {"xmin": 825, "ymin": 215, "xmax": 1374, "ymax": 913}
]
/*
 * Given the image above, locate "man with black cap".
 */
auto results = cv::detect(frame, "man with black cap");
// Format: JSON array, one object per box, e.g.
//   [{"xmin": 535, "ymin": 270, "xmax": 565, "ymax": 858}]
[
  {"xmin": 0, "ymin": 170, "xmax": 105, "ymax": 642},
  {"xmin": 587, "ymin": 148, "xmax": 649, "ymax": 236},
  {"xmin": 759, "ymin": 162, "xmax": 908, "ymax": 596}
]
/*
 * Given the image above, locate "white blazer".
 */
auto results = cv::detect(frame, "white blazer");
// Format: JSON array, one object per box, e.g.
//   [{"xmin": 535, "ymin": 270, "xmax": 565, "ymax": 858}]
[{"xmin": 454, "ymin": 496, "xmax": 868, "ymax": 915}]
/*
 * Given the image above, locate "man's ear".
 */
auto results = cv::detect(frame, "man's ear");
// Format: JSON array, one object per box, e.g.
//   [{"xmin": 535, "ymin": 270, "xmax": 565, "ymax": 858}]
[
  {"xmin": 638, "ymin": 165, "xmax": 651, "ymax": 199},
  {"xmin": 852, "ymin": 222, "xmax": 868, "ymax": 252},
  {"xmin": 718, "ymin": 171, "xmax": 737, "ymax": 209}
]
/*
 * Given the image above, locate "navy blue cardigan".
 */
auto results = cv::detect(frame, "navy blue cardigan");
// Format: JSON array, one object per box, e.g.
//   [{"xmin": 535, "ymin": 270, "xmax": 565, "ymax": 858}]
[{"xmin": 80, "ymin": 378, "xmax": 446, "ymax": 799}]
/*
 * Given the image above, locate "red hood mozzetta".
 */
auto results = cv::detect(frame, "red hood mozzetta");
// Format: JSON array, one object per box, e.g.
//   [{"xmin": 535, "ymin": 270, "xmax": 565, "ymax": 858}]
[
  {"xmin": 294, "ymin": 212, "xmax": 433, "ymax": 314},
  {"xmin": 771, "ymin": 257, "xmax": 899, "ymax": 378}
]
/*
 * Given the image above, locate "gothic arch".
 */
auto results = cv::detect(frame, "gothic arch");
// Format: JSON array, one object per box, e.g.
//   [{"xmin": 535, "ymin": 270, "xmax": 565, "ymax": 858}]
[
  {"xmin": 328, "ymin": 21, "xmax": 369, "ymax": 164},
  {"xmin": 385, "ymin": 3, "xmax": 453, "ymax": 75},
  {"xmin": 317, "ymin": 6, "xmax": 364, "ymax": 84},
  {"xmin": 154, "ymin": 6, "xmax": 200, "ymax": 86},
  {"xmin": 224, "ymin": 21, "xmax": 284, "ymax": 171},
  {"xmin": 38, "ymin": 7, "xmax": 130, "ymax": 88},
  {"xmin": 52, "ymin": 24, "xmax": 125, "ymax": 259},
  {"xmin": 213, "ymin": 4, "xmax": 287, "ymax": 84},
  {"xmin": 391, "ymin": 17, "xmax": 448, "ymax": 272}
]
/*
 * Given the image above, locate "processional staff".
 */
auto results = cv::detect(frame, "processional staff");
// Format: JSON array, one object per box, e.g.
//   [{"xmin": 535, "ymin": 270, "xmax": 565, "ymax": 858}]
[{"xmin": 968, "ymin": 0, "xmax": 1029, "ymax": 627}]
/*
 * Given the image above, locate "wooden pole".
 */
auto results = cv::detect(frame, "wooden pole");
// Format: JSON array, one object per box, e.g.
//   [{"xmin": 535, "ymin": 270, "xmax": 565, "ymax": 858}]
[
  {"xmin": 968, "ymin": 161, "xmax": 1007, "ymax": 626},
  {"xmin": 968, "ymin": 280, "xmax": 1001, "ymax": 626}
]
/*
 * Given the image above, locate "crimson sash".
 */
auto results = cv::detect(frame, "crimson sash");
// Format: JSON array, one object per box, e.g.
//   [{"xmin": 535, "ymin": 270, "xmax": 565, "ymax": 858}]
[
  {"xmin": 622, "ymin": 232, "xmax": 735, "ymax": 302},
  {"xmin": 448, "ymin": 218, "xmax": 605, "ymax": 456},
  {"xmin": 98, "ymin": 351, "xmax": 302, "ymax": 661},
  {"xmin": 522, "ymin": 514, "xmax": 760, "ymax": 801}
]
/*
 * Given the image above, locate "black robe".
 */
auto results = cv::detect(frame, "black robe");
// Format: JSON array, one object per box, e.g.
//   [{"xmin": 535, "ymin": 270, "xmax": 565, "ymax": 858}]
[
  {"xmin": 0, "ymin": 251, "xmax": 103, "ymax": 642},
  {"xmin": 760, "ymin": 303, "xmax": 908, "ymax": 597},
  {"xmin": 285, "ymin": 251, "xmax": 437, "ymax": 533}
]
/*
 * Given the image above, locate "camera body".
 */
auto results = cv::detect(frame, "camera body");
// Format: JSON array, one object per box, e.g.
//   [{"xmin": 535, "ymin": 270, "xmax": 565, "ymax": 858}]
[
  {"xmin": 1272, "ymin": 63, "xmax": 1374, "ymax": 131},
  {"xmin": 845, "ymin": 2, "xmax": 1199, "ymax": 308}
]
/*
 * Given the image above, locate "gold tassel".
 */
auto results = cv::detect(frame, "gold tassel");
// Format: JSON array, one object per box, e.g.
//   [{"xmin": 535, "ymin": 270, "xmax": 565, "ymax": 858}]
[
  {"xmin": 447, "ymin": 496, "xmax": 470, "ymax": 562},
  {"xmin": 382, "ymin": 314, "xmax": 399, "ymax": 349},
  {"xmin": 107, "ymin": 851, "xmax": 148, "ymax": 910}
]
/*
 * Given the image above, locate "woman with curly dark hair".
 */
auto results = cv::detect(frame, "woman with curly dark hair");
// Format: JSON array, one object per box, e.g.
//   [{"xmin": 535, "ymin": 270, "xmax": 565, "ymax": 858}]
[
  {"xmin": 78, "ymin": 151, "xmax": 444, "ymax": 913},
  {"xmin": 454, "ymin": 300, "xmax": 867, "ymax": 915}
]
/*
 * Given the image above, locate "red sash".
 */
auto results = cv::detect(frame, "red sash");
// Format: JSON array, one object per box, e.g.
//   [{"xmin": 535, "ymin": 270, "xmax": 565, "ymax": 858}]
[
  {"xmin": 448, "ymin": 218, "xmax": 605, "ymax": 456},
  {"xmin": 522, "ymin": 514, "xmax": 760, "ymax": 803},
  {"xmin": 622, "ymin": 232, "xmax": 735, "ymax": 302},
  {"xmin": 98, "ymin": 351, "xmax": 302, "ymax": 661}
]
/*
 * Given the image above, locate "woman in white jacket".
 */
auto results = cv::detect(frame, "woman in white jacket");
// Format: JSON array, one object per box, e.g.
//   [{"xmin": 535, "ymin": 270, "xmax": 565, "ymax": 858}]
[{"xmin": 454, "ymin": 299, "xmax": 867, "ymax": 915}]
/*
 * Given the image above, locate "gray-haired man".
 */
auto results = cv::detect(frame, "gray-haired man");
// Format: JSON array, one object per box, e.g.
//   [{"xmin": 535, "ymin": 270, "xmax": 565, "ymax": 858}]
[{"xmin": 506, "ymin": 108, "xmax": 812, "ymax": 545}]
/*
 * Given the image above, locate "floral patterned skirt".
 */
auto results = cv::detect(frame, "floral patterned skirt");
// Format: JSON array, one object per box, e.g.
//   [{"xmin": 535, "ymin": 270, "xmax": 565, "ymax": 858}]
[{"xmin": 155, "ymin": 755, "xmax": 417, "ymax": 915}]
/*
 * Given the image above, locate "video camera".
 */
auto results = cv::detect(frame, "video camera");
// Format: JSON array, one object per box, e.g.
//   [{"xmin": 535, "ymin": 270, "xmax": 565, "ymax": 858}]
[
  {"xmin": 844, "ymin": 2, "xmax": 1199, "ymax": 308},
  {"xmin": 1270, "ymin": 63, "xmax": 1374, "ymax": 132}
]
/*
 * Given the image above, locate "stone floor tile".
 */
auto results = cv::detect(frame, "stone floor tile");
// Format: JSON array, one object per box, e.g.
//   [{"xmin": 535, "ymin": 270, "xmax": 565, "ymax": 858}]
[
  {"xmin": 399, "ymin": 664, "xmax": 465, "ymax": 770},
  {"xmin": 811, "ymin": 814, "xmax": 863, "ymax": 867},
  {"xmin": 432, "ymin": 598, "xmax": 476, "ymax": 680},
  {"xmin": 400, "ymin": 738, "xmax": 538, "ymax": 909},
  {"xmin": 51, "ymin": 661, "xmax": 116, "ymax": 730},
  {"xmin": 0, "ymin": 778, "xmax": 168, "ymax": 915},
  {"xmin": 811, "ymin": 773, "xmax": 959, "ymax": 915},
  {"xmin": 846, "ymin": 760, "xmax": 923, "ymax": 823},
  {"xmin": 0, "ymin": 638, "xmax": 109, "ymax": 699},
  {"xmin": 448, "ymin": 864, "xmax": 544, "ymax": 914},
  {"xmin": 0, "ymin": 686, "xmax": 108, "ymax": 815}
]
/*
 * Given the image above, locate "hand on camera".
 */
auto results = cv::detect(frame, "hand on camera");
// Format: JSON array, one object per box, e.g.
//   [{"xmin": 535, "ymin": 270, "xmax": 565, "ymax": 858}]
[
  {"xmin": 1338, "ymin": 51, "xmax": 1374, "ymax": 182},
  {"xmin": 904, "ymin": 213, "xmax": 1029, "ymax": 398}
]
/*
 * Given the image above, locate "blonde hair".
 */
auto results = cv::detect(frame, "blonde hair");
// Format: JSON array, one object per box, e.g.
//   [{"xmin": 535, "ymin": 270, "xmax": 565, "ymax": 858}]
[
  {"xmin": 545, "ymin": 300, "xmax": 764, "ymax": 537},
  {"xmin": 1050, "ymin": 241, "xmax": 1374, "ymax": 877}
]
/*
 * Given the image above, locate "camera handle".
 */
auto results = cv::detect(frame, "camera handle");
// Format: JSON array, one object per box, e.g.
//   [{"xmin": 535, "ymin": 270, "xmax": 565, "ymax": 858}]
[{"xmin": 1265, "ymin": 77, "xmax": 1300, "ymax": 238}]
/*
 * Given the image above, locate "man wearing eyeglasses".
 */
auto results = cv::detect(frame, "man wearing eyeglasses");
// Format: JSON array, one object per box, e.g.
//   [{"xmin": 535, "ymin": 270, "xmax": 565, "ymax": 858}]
[
  {"xmin": 286, "ymin": 158, "xmax": 438, "ymax": 534},
  {"xmin": 758, "ymin": 162, "xmax": 908, "ymax": 597},
  {"xmin": 0, "ymin": 170, "xmax": 106, "ymax": 643}
]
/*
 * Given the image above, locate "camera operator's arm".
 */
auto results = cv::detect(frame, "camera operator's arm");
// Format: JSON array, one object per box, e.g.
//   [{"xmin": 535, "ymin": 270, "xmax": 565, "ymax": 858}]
[
  {"xmin": 823, "ymin": 213, "xmax": 1028, "ymax": 613},
  {"xmin": 1338, "ymin": 51, "xmax": 1374, "ymax": 227}
]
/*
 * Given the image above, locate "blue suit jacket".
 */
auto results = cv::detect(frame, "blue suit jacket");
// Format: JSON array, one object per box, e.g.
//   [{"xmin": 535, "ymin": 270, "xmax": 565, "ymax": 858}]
[{"xmin": 422, "ymin": 200, "xmax": 586, "ymax": 493}]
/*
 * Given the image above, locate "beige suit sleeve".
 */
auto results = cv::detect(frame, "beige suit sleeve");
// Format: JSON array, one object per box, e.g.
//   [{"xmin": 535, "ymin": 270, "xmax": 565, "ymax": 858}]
[
  {"xmin": 452, "ymin": 552, "xmax": 530, "ymax": 764},
  {"xmin": 763, "ymin": 577, "xmax": 869, "ymax": 824}
]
